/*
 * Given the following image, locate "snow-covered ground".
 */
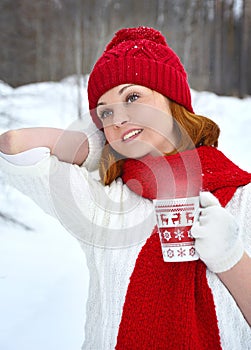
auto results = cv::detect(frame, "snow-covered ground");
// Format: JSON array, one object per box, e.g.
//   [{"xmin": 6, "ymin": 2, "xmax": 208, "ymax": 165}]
[{"xmin": 0, "ymin": 77, "xmax": 250, "ymax": 350}]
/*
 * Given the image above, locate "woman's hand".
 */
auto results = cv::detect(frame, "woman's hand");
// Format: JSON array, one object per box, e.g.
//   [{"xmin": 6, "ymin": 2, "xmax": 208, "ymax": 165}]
[
  {"xmin": 0, "ymin": 127, "xmax": 89, "ymax": 165},
  {"xmin": 191, "ymin": 191, "xmax": 243, "ymax": 273}
]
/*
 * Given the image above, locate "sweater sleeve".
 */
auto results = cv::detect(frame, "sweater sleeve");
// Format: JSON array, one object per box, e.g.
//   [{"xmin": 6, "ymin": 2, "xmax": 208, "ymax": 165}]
[
  {"xmin": 229, "ymin": 182, "xmax": 251, "ymax": 256},
  {"xmin": 205, "ymin": 183, "xmax": 251, "ymax": 349},
  {"xmin": 0, "ymin": 152, "xmax": 155, "ymax": 249},
  {"xmin": 79, "ymin": 122, "xmax": 106, "ymax": 171}
]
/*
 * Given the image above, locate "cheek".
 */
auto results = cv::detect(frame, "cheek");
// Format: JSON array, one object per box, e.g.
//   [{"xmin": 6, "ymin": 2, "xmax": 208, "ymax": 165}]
[
  {"xmin": 146, "ymin": 113, "xmax": 174, "ymax": 137},
  {"xmin": 131, "ymin": 103, "xmax": 173, "ymax": 130},
  {"xmin": 103, "ymin": 127, "xmax": 119, "ymax": 144},
  {"xmin": 103, "ymin": 128, "xmax": 112, "ymax": 143}
]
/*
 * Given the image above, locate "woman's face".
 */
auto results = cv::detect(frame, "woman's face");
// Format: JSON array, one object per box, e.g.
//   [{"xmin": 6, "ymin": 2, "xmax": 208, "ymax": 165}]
[{"xmin": 96, "ymin": 84, "xmax": 179, "ymax": 159}]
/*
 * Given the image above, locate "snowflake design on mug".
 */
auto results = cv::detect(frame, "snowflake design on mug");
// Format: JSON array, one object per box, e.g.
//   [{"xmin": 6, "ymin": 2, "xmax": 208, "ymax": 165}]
[
  {"xmin": 189, "ymin": 247, "xmax": 196, "ymax": 256},
  {"xmin": 167, "ymin": 249, "xmax": 174, "ymax": 258},
  {"xmin": 163, "ymin": 230, "xmax": 172, "ymax": 241},
  {"xmin": 187, "ymin": 229, "xmax": 193, "ymax": 238},
  {"xmin": 174, "ymin": 229, "xmax": 184, "ymax": 241},
  {"xmin": 177, "ymin": 247, "xmax": 186, "ymax": 257}
]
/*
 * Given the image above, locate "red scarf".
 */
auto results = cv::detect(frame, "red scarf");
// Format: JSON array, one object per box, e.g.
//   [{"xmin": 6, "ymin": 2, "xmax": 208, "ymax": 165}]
[{"xmin": 116, "ymin": 146, "xmax": 251, "ymax": 350}]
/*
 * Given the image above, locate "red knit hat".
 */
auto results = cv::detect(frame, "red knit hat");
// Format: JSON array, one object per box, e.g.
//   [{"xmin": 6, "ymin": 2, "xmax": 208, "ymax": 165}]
[{"xmin": 88, "ymin": 26, "xmax": 194, "ymax": 129}]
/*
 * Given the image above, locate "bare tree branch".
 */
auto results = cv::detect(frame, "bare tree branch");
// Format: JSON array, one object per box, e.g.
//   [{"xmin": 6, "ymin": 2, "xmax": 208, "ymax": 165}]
[{"xmin": 0, "ymin": 211, "xmax": 33, "ymax": 231}]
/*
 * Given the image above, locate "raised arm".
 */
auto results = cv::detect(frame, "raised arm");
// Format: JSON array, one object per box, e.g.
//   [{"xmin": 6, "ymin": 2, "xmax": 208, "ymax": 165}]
[{"xmin": 0, "ymin": 127, "xmax": 89, "ymax": 165}]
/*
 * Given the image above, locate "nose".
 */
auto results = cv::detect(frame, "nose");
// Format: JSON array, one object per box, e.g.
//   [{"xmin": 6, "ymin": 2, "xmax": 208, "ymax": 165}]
[{"xmin": 113, "ymin": 104, "xmax": 129, "ymax": 127}]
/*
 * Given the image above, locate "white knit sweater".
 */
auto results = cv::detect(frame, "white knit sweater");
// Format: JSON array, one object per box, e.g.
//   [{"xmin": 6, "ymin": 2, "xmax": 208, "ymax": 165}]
[{"xmin": 0, "ymin": 128, "xmax": 250, "ymax": 350}]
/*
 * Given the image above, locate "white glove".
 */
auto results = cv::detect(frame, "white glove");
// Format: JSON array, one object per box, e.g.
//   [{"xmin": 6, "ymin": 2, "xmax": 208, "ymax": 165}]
[{"xmin": 191, "ymin": 191, "xmax": 244, "ymax": 273}]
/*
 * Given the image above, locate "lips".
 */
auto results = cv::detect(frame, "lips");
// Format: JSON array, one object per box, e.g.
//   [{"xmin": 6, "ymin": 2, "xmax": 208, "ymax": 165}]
[{"xmin": 122, "ymin": 129, "xmax": 143, "ymax": 141}]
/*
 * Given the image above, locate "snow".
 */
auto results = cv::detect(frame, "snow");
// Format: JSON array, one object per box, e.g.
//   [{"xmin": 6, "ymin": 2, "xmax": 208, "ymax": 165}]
[{"xmin": 0, "ymin": 77, "xmax": 250, "ymax": 349}]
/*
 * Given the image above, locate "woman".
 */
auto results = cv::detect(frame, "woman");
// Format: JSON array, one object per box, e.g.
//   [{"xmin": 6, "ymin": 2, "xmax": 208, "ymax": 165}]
[{"xmin": 0, "ymin": 27, "xmax": 251, "ymax": 349}]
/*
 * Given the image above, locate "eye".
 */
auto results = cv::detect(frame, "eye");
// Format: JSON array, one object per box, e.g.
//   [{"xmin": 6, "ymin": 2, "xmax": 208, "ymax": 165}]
[
  {"xmin": 126, "ymin": 93, "xmax": 139, "ymax": 103},
  {"xmin": 98, "ymin": 109, "xmax": 113, "ymax": 121}
]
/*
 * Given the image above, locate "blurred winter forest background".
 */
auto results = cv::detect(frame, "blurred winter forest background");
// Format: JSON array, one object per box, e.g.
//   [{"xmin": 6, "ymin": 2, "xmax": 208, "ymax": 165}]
[
  {"xmin": 0, "ymin": 1, "xmax": 251, "ymax": 349},
  {"xmin": 0, "ymin": 0, "xmax": 251, "ymax": 97}
]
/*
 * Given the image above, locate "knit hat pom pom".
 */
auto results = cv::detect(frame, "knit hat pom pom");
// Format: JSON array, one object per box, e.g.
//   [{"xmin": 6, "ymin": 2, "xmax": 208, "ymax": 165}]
[{"xmin": 106, "ymin": 26, "xmax": 167, "ymax": 51}]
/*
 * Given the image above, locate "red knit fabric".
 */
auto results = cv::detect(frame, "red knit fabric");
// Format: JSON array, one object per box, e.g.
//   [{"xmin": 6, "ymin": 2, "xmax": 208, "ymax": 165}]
[
  {"xmin": 116, "ymin": 146, "xmax": 251, "ymax": 350},
  {"xmin": 87, "ymin": 27, "xmax": 193, "ymax": 129}
]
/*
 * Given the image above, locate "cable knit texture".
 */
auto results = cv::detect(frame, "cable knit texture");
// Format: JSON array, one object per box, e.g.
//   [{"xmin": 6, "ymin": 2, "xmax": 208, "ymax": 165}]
[
  {"xmin": 116, "ymin": 146, "xmax": 251, "ymax": 350},
  {"xmin": 1, "ymin": 146, "xmax": 251, "ymax": 349},
  {"xmin": 87, "ymin": 26, "xmax": 193, "ymax": 129},
  {"xmin": 122, "ymin": 146, "xmax": 251, "ymax": 205},
  {"xmin": 80, "ymin": 122, "xmax": 106, "ymax": 171}
]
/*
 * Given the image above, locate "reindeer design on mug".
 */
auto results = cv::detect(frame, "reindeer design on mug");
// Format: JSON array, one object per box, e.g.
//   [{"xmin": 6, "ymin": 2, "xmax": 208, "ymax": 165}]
[
  {"xmin": 158, "ymin": 211, "xmax": 195, "ymax": 227},
  {"xmin": 185, "ymin": 211, "xmax": 194, "ymax": 224},
  {"xmin": 171, "ymin": 212, "xmax": 181, "ymax": 225},
  {"xmin": 159, "ymin": 214, "xmax": 169, "ymax": 226}
]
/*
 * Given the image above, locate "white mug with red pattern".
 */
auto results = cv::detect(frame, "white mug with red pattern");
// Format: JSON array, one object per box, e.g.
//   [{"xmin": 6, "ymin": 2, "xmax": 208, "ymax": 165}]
[{"xmin": 153, "ymin": 196, "xmax": 200, "ymax": 262}]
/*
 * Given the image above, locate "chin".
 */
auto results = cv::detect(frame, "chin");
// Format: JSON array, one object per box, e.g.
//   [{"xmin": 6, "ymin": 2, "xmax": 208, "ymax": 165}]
[{"xmin": 118, "ymin": 149, "xmax": 153, "ymax": 159}]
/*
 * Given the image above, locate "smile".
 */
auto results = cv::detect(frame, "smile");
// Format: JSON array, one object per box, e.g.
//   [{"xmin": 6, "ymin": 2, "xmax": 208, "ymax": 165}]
[{"xmin": 122, "ymin": 129, "xmax": 143, "ymax": 141}]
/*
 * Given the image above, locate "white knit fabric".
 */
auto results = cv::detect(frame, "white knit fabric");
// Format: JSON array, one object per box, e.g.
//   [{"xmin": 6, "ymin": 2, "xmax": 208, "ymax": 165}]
[
  {"xmin": 0, "ymin": 147, "xmax": 50, "ymax": 165},
  {"xmin": 0, "ymin": 146, "xmax": 250, "ymax": 350},
  {"xmin": 80, "ymin": 122, "xmax": 106, "ymax": 172}
]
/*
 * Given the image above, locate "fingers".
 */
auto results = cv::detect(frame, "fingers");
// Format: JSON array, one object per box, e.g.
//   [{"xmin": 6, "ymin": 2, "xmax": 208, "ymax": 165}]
[
  {"xmin": 199, "ymin": 191, "xmax": 220, "ymax": 208},
  {"xmin": 191, "ymin": 221, "xmax": 204, "ymax": 238}
]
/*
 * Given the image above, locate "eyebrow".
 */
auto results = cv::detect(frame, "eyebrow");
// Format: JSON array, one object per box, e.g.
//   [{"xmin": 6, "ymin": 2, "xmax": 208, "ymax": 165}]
[
  {"xmin": 118, "ymin": 84, "xmax": 135, "ymax": 95},
  {"xmin": 97, "ymin": 84, "xmax": 136, "ymax": 107}
]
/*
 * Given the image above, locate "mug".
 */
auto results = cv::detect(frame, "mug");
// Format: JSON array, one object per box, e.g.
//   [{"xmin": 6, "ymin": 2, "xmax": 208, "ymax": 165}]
[{"xmin": 153, "ymin": 196, "xmax": 200, "ymax": 262}]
